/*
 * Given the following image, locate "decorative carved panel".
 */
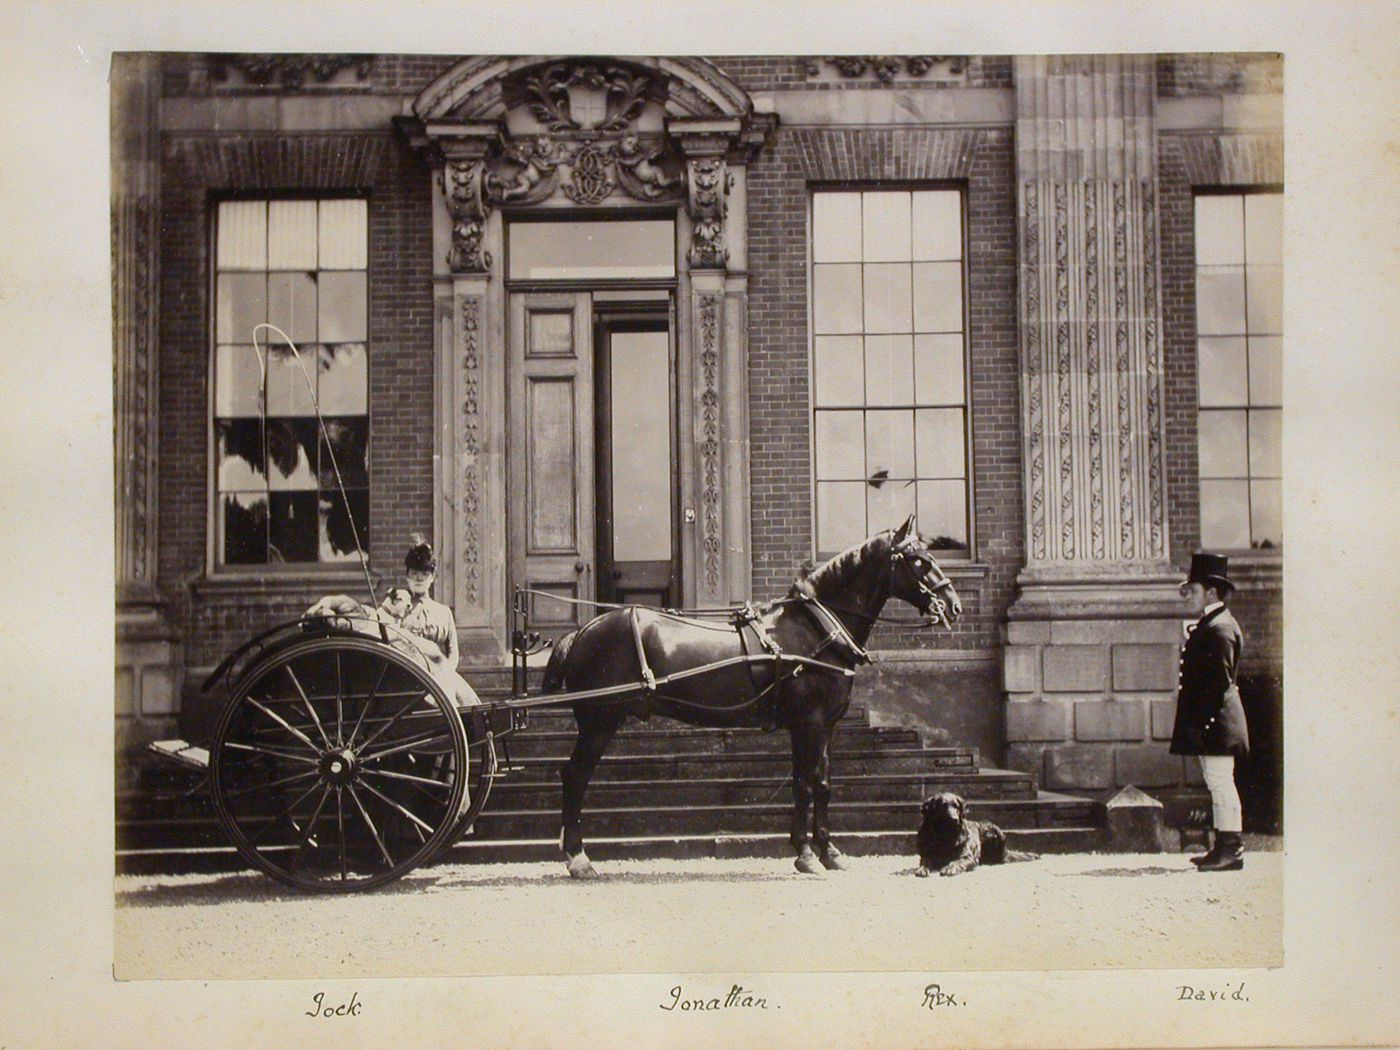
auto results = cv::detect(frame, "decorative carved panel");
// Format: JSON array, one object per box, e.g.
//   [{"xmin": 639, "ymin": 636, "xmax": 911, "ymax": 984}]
[
  {"xmin": 696, "ymin": 293, "xmax": 723, "ymax": 593},
  {"xmin": 207, "ymin": 53, "xmax": 373, "ymax": 89},
  {"xmin": 459, "ymin": 296, "xmax": 484, "ymax": 607},
  {"xmin": 805, "ymin": 56, "xmax": 966, "ymax": 82},
  {"xmin": 443, "ymin": 159, "xmax": 492, "ymax": 274},
  {"xmin": 686, "ymin": 157, "xmax": 729, "ymax": 269}
]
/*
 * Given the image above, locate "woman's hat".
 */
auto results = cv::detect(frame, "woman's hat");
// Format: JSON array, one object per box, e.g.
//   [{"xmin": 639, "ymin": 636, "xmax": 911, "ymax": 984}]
[
  {"xmin": 1184, "ymin": 552, "xmax": 1234, "ymax": 593},
  {"xmin": 404, "ymin": 541, "xmax": 436, "ymax": 574}
]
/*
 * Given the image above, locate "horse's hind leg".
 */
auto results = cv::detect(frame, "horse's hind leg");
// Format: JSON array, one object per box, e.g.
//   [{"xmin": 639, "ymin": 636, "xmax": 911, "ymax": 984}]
[
  {"xmin": 811, "ymin": 732, "xmax": 847, "ymax": 870},
  {"xmin": 560, "ymin": 705, "xmax": 624, "ymax": 879}
]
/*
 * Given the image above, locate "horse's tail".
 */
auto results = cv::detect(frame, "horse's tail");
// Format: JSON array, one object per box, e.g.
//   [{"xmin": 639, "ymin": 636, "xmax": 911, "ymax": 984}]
[{"xmin": 542, "ymin": 629, "xmax": 578, "ymax": 693}]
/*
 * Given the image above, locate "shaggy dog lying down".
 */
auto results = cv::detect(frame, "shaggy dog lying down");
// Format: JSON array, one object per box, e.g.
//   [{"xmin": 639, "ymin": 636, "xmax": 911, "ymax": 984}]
[{"xmin": 916, "ymin": 792, "xmax": 1037, "ymax": 876}]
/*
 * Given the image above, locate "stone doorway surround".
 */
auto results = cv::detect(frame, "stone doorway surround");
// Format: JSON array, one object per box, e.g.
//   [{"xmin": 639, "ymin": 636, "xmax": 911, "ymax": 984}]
[{"xmin": 398, "ymin": 57, "xmax": 776, "ymax": 663}]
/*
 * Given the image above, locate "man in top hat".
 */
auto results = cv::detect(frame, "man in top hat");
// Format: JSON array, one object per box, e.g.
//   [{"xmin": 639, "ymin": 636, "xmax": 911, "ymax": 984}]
[{"xmin": 1170, "ymin": 552, "xmax": 1249, "ymax": 871}]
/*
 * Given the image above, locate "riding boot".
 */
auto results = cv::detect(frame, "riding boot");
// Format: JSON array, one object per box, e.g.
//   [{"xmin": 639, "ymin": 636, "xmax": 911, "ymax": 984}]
[
  {"xmin": 1189, "ymin": 830, "xmax": 1218, "ymax": 867},
  {"xmin": 1196, "ymin": 831, "xmax": 1244, "ymax": 872}
]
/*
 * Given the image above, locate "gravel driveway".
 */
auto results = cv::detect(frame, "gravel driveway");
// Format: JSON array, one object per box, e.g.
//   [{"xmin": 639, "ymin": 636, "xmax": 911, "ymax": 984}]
[{"xmin": 115, "ymin": 847, "xmax": 1282, "ymax": 980}]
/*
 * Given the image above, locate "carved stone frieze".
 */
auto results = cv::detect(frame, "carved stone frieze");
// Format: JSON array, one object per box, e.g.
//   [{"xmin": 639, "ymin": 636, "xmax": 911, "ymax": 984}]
[
  {"xmin": 459, "ymin": 297, "xmax": 484, "ymax": 606},
  {"xmin": 686, "ymin": 157, "xmax": 729, "ymax": 269},
  {"xmin": 207, "ymin": 53, "xmax": 372, "ymax": 89},
  {"xmin": 805, "ymin": 55, "xmax": 965, "ymax": 81},
  {"xmin": 442, "ymin": 159, "xmax": 493, "ymax": 274},
  {"xmin": 481, "ymin": 132, "xmax": 683, "ymax": 209},
  {"xmin": 512, "ymin": 61, "xmax": 662, "ymax": 133},
  {"xmin": 697, "ymin": 294, "xmax": 723, "ymax": 592}
]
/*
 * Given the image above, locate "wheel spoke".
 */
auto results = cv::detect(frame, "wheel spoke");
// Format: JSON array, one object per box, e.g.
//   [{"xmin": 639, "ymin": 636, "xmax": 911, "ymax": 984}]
[
  {"xmin": 357, "ymin": 779, "xmax": 434, "ymax": 839},
  {"xmin": 358, "ymin": 729, "xmax": 454, "ymax": 765},
  {"xmin": 249, "ymin": 778, "xmax": 325, "ymax": 847},
  {"xmin": 222, "ymin": 768, "xmax": 320, "ymax": 799},
  {"xmin": 284, "ymin": 663, "xmax": 333, "ymax": 750},
  {"xmin": 334, "ymin": 652, "xmax": 345, "ymax": 747},
  {"xmin": 355, "ymin": 689, "xmax": 434, "ymax": 754},
  {"xmin": 337, "ymin": 787, "xmax": 348, "ymax": 883},
  {"xmin": 358, "ymin": 766, "xmax": 456, "ymax": 791},
  {"xmin": 224, "ymin": 740, "xmax": 321, "ymax": 766},
  {"xmin": 347, "ymin": 784, "xmax": 394, "ymax": 868},
  {"xmin": 247, "ymin": 697, "xmax": 321, "ymax": 754},
  {"xmin": 345, "ymin": 661, "xmax": 390, "ymax": 750},
  {"xmin": 288, "ymin": 786, "xmax": 333, "ymax": 872}
]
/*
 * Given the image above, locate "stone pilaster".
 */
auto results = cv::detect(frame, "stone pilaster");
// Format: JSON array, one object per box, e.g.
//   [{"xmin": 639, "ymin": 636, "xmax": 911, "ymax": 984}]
[
  {"xmin": 113, "ymin": 52, "xmax": 181, "ymax": 760},
  {"xmin": 1005, "ymin": 55, "xmax": 1188, "ymax": 797}
]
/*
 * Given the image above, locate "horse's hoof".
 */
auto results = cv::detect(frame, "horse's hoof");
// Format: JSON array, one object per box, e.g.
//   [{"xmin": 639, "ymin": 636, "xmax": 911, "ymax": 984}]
[
  {"xmin": 566, "ymin": 852, "xmax": 598, "ymax": 879},
  {"xmin": 819, "ymin": 847, "xmax": 848, "ymax": 871},
  {"xmin": 794, "ymin": 848, "xmax": 823, "ymax": 875}
]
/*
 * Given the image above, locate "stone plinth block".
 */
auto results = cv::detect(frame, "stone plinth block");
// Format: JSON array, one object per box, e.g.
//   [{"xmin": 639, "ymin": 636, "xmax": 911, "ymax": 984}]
[
  {"xmin": 1042, "ymin": 646, "xmax": 1107, "ymax": 692},
  {"xmin": 1005, "ymin": 699, "xmax": 1072, "ymax": 743},
  {"xmin": 1104, "ymin": 785, "xmax": 1172, "ymax": 853},
  {"xmin": 1045, "ymin": 746, "xmax": 1113, "ymax": 791},
  {"xmin": 1114, "ymin": 745, "xmax": 1186, "ymax": 788},
  {"xmin": 1151, "ymin": 699, "xmax": 1178, "ymax": 740},
  {"xmin": 1006, "ymin": 620, "xmax": 1052, "ymax": 645},
  {"xmin": 1112, "ymin": 644, "xmax": 1179, "ymax": 690},
  {"xmin": 1003, "ymin": 645, "xmax": 1041, "ymax": 693},
  {"xmin": 116, "ymin": 667, "xmax": 135, "ymax": 717},
  {"xmin": 1075, "ymin": 699, "xmax": 1147, "ymax": 741},
  {"xmin": 1050, "ymin": 619, "xmax": 1184, "ymax": 645},
  {"xmin": 1004, "ymin": 744, "xmax": 1046, "ymax": 787}
]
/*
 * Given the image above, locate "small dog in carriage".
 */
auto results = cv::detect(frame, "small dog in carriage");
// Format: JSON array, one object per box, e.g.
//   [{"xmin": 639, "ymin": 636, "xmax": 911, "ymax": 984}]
[{"xmin": 915, "ymin": 791, "xmax": 1038, "ymax": 877}]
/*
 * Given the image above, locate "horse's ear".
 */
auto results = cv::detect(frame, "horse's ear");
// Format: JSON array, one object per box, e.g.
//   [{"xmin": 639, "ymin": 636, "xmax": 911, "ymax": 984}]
[{"xmin": 891, "ymin": 513, "xmax": 914, "ymax": 544}]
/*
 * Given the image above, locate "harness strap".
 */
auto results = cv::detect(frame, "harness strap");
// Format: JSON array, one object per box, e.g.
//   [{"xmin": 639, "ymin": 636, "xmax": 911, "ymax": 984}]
[
  {"xmin": 801, "ymin": 597, "xmax": 871, "ymax": 666},
  {"xmin": 630, "ymin": 606, "xmax": 656, "ymax": 692}
]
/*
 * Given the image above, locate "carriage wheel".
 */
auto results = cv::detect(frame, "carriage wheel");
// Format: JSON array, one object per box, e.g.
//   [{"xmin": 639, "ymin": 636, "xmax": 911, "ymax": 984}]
[{"xmin": 211, "ymin": 636, "xmax": 479, "ymax": 892}]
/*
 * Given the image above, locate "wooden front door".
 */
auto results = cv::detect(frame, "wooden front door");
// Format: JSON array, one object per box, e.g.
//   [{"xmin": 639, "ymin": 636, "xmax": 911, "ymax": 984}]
[{"xmin": 508, "ymin": 292, "xmax": 595, "ymax": 638}]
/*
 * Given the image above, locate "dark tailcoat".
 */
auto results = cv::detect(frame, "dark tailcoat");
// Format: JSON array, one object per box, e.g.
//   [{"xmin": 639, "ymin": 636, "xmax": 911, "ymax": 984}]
[{"xmin": 1170, "ymin": 605, "xmax": 1249, "ymax": 758}]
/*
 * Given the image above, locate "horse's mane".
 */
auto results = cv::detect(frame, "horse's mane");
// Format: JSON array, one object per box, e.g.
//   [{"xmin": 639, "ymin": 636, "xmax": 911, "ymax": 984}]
[{"xmin": 787, "ymin": 532, "xmax": 893, "ymax": 601}]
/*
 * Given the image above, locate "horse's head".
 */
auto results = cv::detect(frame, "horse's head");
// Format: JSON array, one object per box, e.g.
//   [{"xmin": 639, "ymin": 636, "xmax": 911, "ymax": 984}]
[{"xmin": 886, "ymin": 515, "xmax": 962, "ymax": 627}]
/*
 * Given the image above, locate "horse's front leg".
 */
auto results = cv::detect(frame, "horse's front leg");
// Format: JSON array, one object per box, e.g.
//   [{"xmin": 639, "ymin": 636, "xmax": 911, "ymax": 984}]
[
  {"xmin": 811, "ymin": 731, "xmax": 847, "ymax": 870},
  {"xmin": 560, "ymin": 706, "xmax": 624, "ymax": 879},
  {"xmin": 789, "ymin": 721, "xmax": 824, "ymax": 874}
]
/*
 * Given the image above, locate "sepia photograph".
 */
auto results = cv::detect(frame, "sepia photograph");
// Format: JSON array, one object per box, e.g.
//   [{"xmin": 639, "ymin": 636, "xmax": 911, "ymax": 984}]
[{"xmin": 2, "ymin": 1, "xmax": 1398, "ymax": 1048}]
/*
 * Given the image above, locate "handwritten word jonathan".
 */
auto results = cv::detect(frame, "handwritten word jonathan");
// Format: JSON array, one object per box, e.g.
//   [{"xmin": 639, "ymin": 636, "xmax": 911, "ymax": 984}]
[
  {"xmin": 922, "ymin": 983, "xmax": 964, "ymax": 1009},
  {"xmin": 1177, "ymin": 982, "xmax": 1249, "ymax": 1003},
  {"xmin": 305, "ymin": 991, "xmax": 362, "ymax": 1018},
  {"xmin": 660, "ymin": 984, "xmax": 773, "ymax": 1012}
]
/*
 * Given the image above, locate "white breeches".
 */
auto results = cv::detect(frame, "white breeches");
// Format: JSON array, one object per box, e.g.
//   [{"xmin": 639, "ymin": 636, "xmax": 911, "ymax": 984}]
[{"xmin": 1199, "ymin": 755, "xmax": 1242, "ymax": 833}]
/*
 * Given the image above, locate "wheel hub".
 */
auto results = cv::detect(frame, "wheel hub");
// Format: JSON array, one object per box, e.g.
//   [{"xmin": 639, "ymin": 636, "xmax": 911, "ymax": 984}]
[{"xmin": 319, "ymin": 748, "xmax": 358, "ymax": 786}]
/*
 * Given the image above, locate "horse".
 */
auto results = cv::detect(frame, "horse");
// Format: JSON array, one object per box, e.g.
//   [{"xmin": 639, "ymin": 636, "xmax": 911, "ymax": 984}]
[{"xmin": 541, "ymin": 514, "xmax": 962, "ymax": 878}]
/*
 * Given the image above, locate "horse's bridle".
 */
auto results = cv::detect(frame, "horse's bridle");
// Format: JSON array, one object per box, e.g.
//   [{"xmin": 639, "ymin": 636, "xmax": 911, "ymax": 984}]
[{"xmin": 891, "ymin": 537, "xmax": 959, "ymax": 627}]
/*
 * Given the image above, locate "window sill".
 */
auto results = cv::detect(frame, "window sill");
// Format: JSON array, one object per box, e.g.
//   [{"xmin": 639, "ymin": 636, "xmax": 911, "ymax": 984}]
[{"xmin": 191, "ymin": 570, "xmax": 380, "ymax": 602}]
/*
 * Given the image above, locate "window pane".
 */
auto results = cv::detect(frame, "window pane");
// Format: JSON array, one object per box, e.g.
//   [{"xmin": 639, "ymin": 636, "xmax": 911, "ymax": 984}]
[
  {"xmin": 915, "ymin": 407, "xmax": 966, "ymax": 478},
  {"xmin": 216, "ymin": 419, "xmax": 267, "ymax": 490},
  {"xmin": 864, "ymin": 409, "xmax": 915, "ymax": 480},
  {"xmin": 320, "ymin": 490, "xmax": 369, "ymax": 561},
  {"xmin": 1200, "ymin": 479, "xmax": 1250, "ymax": 549},
  {"xmin": 863, "ymin": 264, "xmax": 912, "ymax": 334},
  {"xmin": 813, "ymin": 264, "xmax": 863, "ymax": 334},
  {"xmin": 214, "ymin": 345, "xmax": 264, "ymax": 417},
  {"xmin": 318, "ymin": 271, "xmax": 367, "ymax": 343},
  {"xmin": 813, "ymin": 193, "xmax": 862, "ymax": 263},
  {"xmin": 269, "ymin": 491, "xmax": 320, "ymax": 563},
  {"xmin": 320, "ymin": 417, "xmax": 369, "ymax": 489},
  {"xmin": 1194, "ymin": 196, "xmax": 1244, "ymax": 265},
  {"xmin": 813, "ymin": 335, "xmax": 864, "ymax": 406},
  {"xmin": 816, "ymin": 481, "xmax": 866, "ymax": 553},
  {"xmin": 1249, "ymin": 336, "xmax": 1282, "ymax": 405},
  {"xmin": 268, "ymin": 200, "xmax": 318, "ymax": 270},
  {"xmin": 265, "ymin": 344, "xmax": 317, "ymax": 416},
  {"xmin": 913, "ymin": 333, "xmax": 965, "ymax": 405},
  {"xmin": 609, "ymin": 329, "xmax": 672, "ymax": 562},
  {"xmin": 863, "ymin": 335, "xmax": 914, "ymax": 406},
  {"xmin": 912, "ymin": 191, "xmax": 962, "ymax": 261},
  {"xmin": 508, "ymin": 220, "xmax": 675, "ymax": 279},
  {"xmin": 317, "ymin": 342, "xmax": 368, "ymax": 415},
  {"xmin": 216, "ymin": 273, "xmax": 266, "ymax": 344},
  {"xmin": 266, "ymin": 418, "xmax": 318, "ymax": 491},
  {"xmin": 813, "ymin": 410, "xmax": 864, "ymax": 479},
  {"xmin": 1196, "ymin": 268, "xmax": 1246, "ymax": 335},
  {"xmin": 868, "ymin": 480, "xmax": 916, "ymax": 536},
  {"xmin": 217, "ymin": 201, "xmax": 267, "ymax": 270},
  {"xmin": 917, "ymin": 479, "xmax": 968, "ymax": 551},
  {"xmin": 1197, "ymin": 336, "xmax": 1248, "ymax": 406},
  {"xmin": 1250, "ymin": 479, "xmax": 1282, "ymax": 547},
  {"xmin": 221, "ymin": 492, "xmax": 267, "ymax": 564},
  {"xmin": 267, "ymin": 271, "xmax": 318, "ymax": 343},
  {"xmin": 861, "ymin": 191, "xmax": 911, "ymax": 262},
  {"xmin": 1249, "ymin": 408, "xmax": 1282, "ymax": 478},
  {"xmin": 1245, "ymin": 194, "xmax": 1282, "ymax": 266},
  {"xmin": 1198, "ymin": 409, "xmax": 1248, "ymax": 477},
  {"xmin": 1246, "ymin": 264, "xmax": 1282, "ymax": 335},
  {"xmin": 319, "ymin": 199, "xmax": 368, "ymax": 269},
  {"xmin": 913, "ymin": 261, "xmax": 963, "ymax": 332}
]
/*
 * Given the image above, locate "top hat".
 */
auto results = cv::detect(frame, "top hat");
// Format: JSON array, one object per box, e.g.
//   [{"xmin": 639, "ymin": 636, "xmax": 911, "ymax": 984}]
[
  {"xmin": 404, "ymin": 541, "xmax": 436, "ymax": 574},
  {"xmin": 1184, "ymin": 552, "xmax": 1234, "ymax": 593}
]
